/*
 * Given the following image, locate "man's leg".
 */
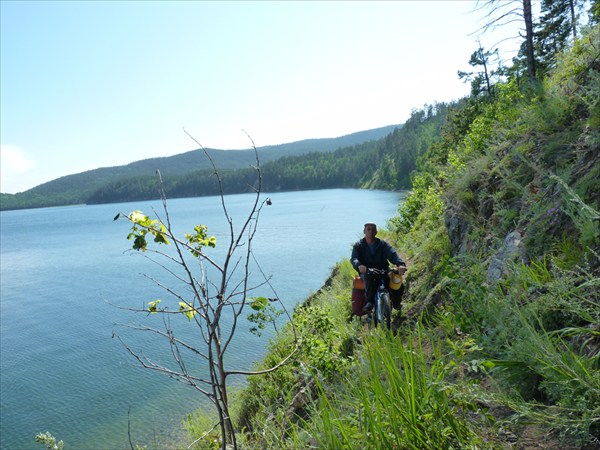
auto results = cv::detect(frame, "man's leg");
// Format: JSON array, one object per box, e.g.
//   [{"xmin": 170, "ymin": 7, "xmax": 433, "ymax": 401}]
[{"xmin": 362, "ymin": 273, "xmax": 377, "ymax": 312}]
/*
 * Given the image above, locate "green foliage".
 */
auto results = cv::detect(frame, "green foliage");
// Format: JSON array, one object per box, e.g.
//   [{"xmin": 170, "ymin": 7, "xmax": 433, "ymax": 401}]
[
  {"xmin": 124, "ymin": 210, "xmax": 218, "ymax": 256},
  {"xmin": 546, "ymin": 24, "xmax": 600, "ymax": 128},
  {"xmin": 230, "ymin": 261, "xmax": 357, "ymax": 447},
  {"xmin": 305, "ymin": 326, "xmax": 487, "ymax": 449},
  {"xmin": 126, "ymin": 210, "xmax": 169, "ymax": 251},
  {"xmin": 246, "ymin": 297, "xmax": 283, "ymax": 337},
  {"xmin": 552, "ymin": 234, "xmax": 586, "ymax": 269},
  {"xmin": 372, "ymin": 24, "xmax": 600, "ymax": 449},
  {"xmin": 179, "ymin": 301, "xmax": 197, "ymax": 321},
  {"xmin": 147, "ymin": 299, "xmax": 161, "ymax": 313},
  {"xmin": 185, "ymin": 225, "xmax": 217, "ymax": 256},
  {"xmin": 550, "ymin": 174, "xmax": 600, "ymax": 248},
  {"xmin": 437, "ymin": 243, "xmax": 600, "ymax": 441},
  {"xmin": 534, "ymin": 0, "xmax": 581, "ymax": 76},
  {"xmin": 294, "ymin": 304, "xmax": 347, "ymax": 377},
  {"xmin": 458, "ymin": 45, "xmax": 503, "ymax": 97},
  {"xmin": 34, "ymin": 432, "xmax": 63, "ymax": 450},
  {"xmin": 498, "ymin": 308, "xmax": 600, "ymax": 443},
  {"xmin": 184, "ymin": 408, "xmax": 223, "ymax": 450},
  {"xmin": 391, "ymin": 184, "xmax": 452, "ymax": 313},
  {"xmin": 390, "ymin": 174, "xmax": 443, "ymax": 234},
  {"xmin": 249, "ymin": 296, "xmax": 268, "ymax": 311}
]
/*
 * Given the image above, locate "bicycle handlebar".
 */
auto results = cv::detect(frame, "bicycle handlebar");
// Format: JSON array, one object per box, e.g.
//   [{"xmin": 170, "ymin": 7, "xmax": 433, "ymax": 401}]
[{"xmin": 366, "ymin": 267, "xmax": 400, "ymax": 275}]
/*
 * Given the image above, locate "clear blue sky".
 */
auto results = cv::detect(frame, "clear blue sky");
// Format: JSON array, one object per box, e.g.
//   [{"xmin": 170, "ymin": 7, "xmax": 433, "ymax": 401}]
[{"xmin": 1, "ymin": 1, "xmax": 525, "ymax": 194}]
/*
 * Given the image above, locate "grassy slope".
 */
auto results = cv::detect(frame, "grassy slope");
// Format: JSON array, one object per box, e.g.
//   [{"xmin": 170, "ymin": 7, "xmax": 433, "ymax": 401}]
[{"xmin": 185, "ymin": 27, "xmax": 600, "ymax": 449}]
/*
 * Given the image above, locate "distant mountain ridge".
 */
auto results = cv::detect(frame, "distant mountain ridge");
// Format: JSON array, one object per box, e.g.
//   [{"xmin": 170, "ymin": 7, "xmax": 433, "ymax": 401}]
[
  {"xmin": 0, "ymin": 124, "xmax": 399, "ymax": 210},
  {"xmin": 32, "ymin": 125, "xmax": 400, "ymax": 192}
]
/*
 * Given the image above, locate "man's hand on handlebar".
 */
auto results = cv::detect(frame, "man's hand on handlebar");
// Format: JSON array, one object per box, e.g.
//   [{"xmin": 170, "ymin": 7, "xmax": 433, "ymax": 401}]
[
  {"xmin": 396, "ymin": 265, "xmax": 407, "ymax": 275},
  {"xmin": 358, "ymin": 265, "xmax": 367, "ymax": 274}
]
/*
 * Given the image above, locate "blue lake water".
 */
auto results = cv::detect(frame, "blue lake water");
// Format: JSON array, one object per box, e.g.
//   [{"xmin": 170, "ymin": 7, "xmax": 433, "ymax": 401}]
[{"xmin": 0, "ymin": 189, "xmax": 403, "ymax": 449}]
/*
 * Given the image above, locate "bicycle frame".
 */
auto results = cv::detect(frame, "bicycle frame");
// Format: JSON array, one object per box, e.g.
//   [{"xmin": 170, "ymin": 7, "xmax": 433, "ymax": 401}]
[{"xmin": 366, "ymin": 268, "xmax": 392, "ymax": 329}]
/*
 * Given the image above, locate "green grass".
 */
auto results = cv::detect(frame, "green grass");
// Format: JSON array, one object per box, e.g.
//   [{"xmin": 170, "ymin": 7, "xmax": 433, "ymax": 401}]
[{"xmin": 301, "ymin": 325, "xmax": 488, "ymax": 449}]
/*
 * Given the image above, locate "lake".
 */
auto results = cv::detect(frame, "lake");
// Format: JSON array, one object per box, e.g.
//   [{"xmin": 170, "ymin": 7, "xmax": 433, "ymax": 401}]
[{"xmin": 0, "ymin": 189, "xmax": 403, "ymax": 449}]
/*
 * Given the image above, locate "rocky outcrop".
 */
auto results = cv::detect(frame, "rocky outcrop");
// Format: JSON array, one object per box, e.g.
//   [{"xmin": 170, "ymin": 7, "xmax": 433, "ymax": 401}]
[
  {"xmin": 487, "ymin": 231, "xmax": 525, "ymax": 284},
  {"xmin": 444, "ymin": 207, "xmax": 472, "ymax": 256}
]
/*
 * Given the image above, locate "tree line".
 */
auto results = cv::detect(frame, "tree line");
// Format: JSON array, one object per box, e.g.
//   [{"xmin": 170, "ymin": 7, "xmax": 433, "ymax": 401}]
[
  {"xmin": 0, "ymin": 126, "xmax": 398, "ymax": 211},
  {"xmin": 0, "ymin": 107, "xmax": 446, "ymax": 210},
  {"xmin": 84, "ymin": 103, "xmax": 449, "ymax": 205}
]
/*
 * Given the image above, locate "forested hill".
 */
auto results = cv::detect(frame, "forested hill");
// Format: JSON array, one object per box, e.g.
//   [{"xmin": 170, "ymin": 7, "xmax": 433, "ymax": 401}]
[
  {"xmin": 0, "ymin": 124, "xmax": 398, "ymax": 211},
  {"xmin": 86, "ymin": 105, "xmax": 447, "ymax": 204}
]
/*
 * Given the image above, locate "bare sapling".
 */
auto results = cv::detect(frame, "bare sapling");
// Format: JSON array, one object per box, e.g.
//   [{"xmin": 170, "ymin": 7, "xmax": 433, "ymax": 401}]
[{"xmin": 112, "ymin": 131, "xmax": 298, "ymax": 450}]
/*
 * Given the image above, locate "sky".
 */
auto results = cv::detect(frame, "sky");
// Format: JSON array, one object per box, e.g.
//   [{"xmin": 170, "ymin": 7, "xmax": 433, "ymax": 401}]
[{"xmin": 0, "ymin": 1, "xmax": 527, "ymax": 194}]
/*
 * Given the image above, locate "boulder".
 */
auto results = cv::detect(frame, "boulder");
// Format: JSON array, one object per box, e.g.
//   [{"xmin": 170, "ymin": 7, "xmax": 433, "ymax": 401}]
[{"xmin": 487, "ymin": 231, "xmax": 524, "ymax": 283}]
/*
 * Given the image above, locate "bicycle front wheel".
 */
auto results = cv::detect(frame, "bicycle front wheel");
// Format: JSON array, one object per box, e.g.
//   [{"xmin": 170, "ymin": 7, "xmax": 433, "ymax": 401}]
[{"xmin": 376, "ymin": 292, "xmax": 392, "ymax": 330}]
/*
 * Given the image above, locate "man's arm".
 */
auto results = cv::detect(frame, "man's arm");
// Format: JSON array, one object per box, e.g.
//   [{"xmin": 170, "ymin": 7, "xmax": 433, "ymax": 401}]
[
  {"xmin": 384, "ymin": 241, "xmax": 406, "ymax": 272},
  {"xmin": 350, "ymin": 242, "xmax": 363, "ymax": 272}
]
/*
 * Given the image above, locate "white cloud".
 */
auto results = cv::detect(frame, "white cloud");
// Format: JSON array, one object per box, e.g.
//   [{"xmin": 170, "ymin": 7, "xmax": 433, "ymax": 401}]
[{"xmin": 1, "ymin": 145, "xmax": 36, "ymax": 193}]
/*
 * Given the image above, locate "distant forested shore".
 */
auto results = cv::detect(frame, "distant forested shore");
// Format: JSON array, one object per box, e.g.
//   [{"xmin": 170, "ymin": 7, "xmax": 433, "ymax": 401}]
[{"xmin": 0, "ymin": 115, "xmax": 445, "ymax": 211}]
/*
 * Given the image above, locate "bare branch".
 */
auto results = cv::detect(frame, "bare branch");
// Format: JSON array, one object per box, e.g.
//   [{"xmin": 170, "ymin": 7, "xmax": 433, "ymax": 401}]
[
  {"xmin": 183, "ymin": 128, "xmax": 234, "ymax": 233},
  {"xmin": 114, "ymin": 323, "xmax": 211, "ymax": 360},
  {"xmin": 186, "ymin": 421, "xmax": 221, "ymax": 449},
  {"xmin": 250, "ymin": 250, "xmax": 298, "ymax": 340},
  {"xmin": 127, "ymin": 407, "xmax": 135, "ymax": 450},
  {"xmin": 112, "ymin": 331, "xmax": 215, "ymax": 395},
  {"xmin": 224, "ymin": 342, "xmax": 299, "ymax": 378}
]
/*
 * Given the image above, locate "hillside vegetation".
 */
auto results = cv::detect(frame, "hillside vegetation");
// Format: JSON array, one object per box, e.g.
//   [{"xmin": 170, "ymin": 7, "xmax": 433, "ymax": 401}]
[
  {"xmin": 85, "ymin": 112, "xmax": 443, "ymax": 205},
  {"xmin": 0, "ymin": 125, "xmax": 398, "ymax": 211},
  {"xmin": 182, "ymin": 24, "xmax": 599, "ymax": 449}
]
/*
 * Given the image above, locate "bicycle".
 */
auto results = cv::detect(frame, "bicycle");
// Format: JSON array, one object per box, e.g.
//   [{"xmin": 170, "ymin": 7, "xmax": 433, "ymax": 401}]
[{"xmin": 364, "ymin": 267, "xmax": 400, "ymax": 330}]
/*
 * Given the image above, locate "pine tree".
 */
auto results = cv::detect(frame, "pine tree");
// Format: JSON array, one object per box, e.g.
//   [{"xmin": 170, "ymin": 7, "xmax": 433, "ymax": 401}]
[{"xmin": 535, "ymin": 0, "xmax": 583, "ymax": 74}]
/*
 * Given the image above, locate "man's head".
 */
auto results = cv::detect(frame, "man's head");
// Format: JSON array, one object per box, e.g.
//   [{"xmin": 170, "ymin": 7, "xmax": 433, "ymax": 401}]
[{"xmin": 364, "ymin": 222, "xmax": 377, "ymax": 241}]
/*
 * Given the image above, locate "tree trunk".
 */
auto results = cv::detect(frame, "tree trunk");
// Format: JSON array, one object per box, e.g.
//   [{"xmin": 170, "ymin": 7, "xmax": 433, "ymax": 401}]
[
  {"xmin": 480, "ymin": 47, "xmax": 492, "ymax": 94},
  {"xmin": 523, "ymin": 0, "xmax": 537, "ymax": 81},
  {"xmin": 569, "ymin": 0, "xmax": 578, "ymax": 40}
]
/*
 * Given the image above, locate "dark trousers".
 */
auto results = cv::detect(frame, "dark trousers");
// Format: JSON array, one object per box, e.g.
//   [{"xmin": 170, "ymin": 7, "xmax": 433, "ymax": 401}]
[{"xmin": 362, "ymin": 272, "xmax": 388, "ymax": 305}]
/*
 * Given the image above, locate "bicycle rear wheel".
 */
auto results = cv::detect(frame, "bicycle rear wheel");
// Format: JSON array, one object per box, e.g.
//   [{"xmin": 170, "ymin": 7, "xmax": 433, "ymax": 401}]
[{"xmin": 375, "ymin": 292, "xmax": 392, "ymax": 329}]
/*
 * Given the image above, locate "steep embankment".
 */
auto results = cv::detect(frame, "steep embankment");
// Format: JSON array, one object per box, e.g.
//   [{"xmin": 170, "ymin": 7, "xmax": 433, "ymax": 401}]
[{"xmin": 183, "ymin": 27, "xmax": 599, "ymax": 449}]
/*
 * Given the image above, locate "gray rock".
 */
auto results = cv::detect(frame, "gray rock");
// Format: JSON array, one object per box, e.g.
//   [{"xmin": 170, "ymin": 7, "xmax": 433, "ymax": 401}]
[
  {"xmin": 487, "ymin": 231, "xmax": 523, "ymax": 283},
  {"xmin": 445, "ymin": 209, "xmax": 471, "ymax": 255}
]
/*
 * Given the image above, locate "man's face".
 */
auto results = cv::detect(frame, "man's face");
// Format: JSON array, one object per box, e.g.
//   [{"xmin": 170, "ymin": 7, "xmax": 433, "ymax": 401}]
[{"xmin": 364, "ymin": 224, "xmax": 377, "ymax": 239}]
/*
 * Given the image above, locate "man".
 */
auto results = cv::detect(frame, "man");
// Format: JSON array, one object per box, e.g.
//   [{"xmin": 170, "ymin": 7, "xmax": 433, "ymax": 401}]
[{"xmin": 351, "ymin": 222, "xmax": 407, "ymax": 312}]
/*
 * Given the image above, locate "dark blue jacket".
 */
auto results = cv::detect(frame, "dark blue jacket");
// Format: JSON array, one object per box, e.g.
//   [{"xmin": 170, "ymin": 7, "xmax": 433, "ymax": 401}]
[{"xmin": 351, "ymin": 238, "xmax": 405, "ymax": 272}]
